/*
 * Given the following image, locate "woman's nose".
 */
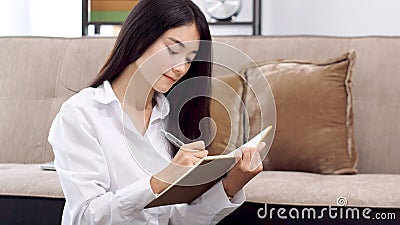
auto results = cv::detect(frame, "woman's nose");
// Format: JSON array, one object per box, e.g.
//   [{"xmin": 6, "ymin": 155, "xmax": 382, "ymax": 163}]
[{"xmin": 172, "ymin": 63, "xmax": 188, "ymax": 75}]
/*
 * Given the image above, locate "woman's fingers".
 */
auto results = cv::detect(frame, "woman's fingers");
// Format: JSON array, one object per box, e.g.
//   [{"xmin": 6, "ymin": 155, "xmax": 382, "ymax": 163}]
[
  {"xmin": 252, "ymin": 142, "xmax": 266, "ymax": 171},
  {"xmin": 181, "ymin": 140, "xmax": 205, "ymax": 151},
  {"xmin": 193, "ymin": 149, "xmax": 208, "ymax": 158},
  {"xmin": 234, "ymin": 149, "xmax": 243, "ymax": 165},
  {"xmin": 241, "ymin": 144, "xmax": 265, "ymax": 171},
  {"xmin": 242, "ymin": 148, "xmax": 252, "ymax": 170},
  {"xmin": 250, "ymin": 148, "xmax": 263, "ymax": 171},
  {"xmin": 180, "ymin": 151, "xmax": 207, "ymax": 165},
  {"xmin": 172, "ymin": 141, "xmax": 208, "ymax": 167},
  {"xmin": 180, "ymin": 141, "xmax": 208, "ymax": 159},
  {"xmin": 257, "ymin": 142, "xmax": 266, "ymax": 152}
]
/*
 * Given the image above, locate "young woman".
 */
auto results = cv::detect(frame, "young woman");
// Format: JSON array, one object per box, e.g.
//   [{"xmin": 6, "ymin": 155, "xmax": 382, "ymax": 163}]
[{"xmin": 48, "ymin": 0, "xmax": 265, "ymax": 224}]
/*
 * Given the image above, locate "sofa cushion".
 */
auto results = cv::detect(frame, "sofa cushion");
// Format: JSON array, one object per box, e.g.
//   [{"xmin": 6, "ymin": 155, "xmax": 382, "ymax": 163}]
[
  {"xmin": 244, "ymin": 171, "xmax": 400, "ymax": 208},
  {"xmin": 244, "ymin": 51, "xmax": 358, "ymax": 174},
  {"xmin": 0, "ymin": 164, "xmax": 63, "ymax": 198}
]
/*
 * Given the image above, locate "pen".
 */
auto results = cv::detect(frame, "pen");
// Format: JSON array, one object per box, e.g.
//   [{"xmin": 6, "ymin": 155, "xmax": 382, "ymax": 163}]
[{"xmin": 161, "ymin": 129, "xmax": 185, "ymax": 147}]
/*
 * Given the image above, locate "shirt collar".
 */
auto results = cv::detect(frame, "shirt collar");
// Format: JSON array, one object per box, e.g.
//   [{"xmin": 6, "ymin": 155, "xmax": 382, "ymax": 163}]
[
  {"xmin": 94, "ymin": 80, "xmax": 170, "ymax": 120},
  {"xmin": 152, "ymin": 92, "xmax": 170, "ymax": 120},
  {"xmin": 94, "ymin": 80, "xmax": 119, "ymax": 105}
]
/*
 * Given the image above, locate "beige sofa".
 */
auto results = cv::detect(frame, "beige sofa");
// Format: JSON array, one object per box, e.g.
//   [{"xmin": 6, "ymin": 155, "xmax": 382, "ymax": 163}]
[{"xmin": 1, "ymin": 36, "xmax": 399, "ymax": 223}]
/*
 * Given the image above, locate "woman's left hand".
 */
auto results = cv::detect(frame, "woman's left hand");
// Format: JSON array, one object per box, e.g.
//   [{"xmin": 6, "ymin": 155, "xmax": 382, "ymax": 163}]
[{"xmin": 222, "ymin": 142, "xmax": 266, "ymax": 198}]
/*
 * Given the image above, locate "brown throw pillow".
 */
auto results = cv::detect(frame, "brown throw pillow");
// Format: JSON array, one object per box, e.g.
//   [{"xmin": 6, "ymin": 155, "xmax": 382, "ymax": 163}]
[
  {"xmin": 208, "ymin": 74, "xmax": 245, "ymax": 155},
  {"xmin": 244, "ymin": 51, "xmax": 358, "ymax": 174}
]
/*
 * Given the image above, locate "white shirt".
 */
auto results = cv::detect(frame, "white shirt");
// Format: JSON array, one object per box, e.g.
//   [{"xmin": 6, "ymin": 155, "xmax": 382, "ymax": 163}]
[{"xmin": 48, "ymin": 80, "xmax": 245, "ymax": 225}]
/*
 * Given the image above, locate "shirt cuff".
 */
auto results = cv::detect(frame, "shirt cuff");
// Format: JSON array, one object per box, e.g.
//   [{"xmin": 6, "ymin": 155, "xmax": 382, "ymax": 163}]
[
  {"xmin": 114, "ymin": 176, "xmax": 157, "ymax": 215},
  {"xmin": 229, "ymin": 188, "xmax": 246, "ymax": 205},
  {"xmin": 192, "ymin": 180, "xmax": 245, "ymax": 211}
]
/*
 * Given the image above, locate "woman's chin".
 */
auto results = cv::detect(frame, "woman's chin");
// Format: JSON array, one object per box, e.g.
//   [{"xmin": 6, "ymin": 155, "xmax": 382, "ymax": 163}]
[{"xmin": 154, "ymin": 83, "xmax": 173, "ymax": 93}]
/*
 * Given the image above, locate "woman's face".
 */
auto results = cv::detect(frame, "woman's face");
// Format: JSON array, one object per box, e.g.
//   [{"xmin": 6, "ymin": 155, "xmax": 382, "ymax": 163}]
[{"xmin": 135, "ymin": 23, "xmax": 200, "ymax": 93}]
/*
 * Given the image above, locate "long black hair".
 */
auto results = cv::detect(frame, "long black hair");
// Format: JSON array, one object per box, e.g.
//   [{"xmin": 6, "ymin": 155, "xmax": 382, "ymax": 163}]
[{"xmin": 90, "ymin": 0, "xmax": 212, "ymax": 155}]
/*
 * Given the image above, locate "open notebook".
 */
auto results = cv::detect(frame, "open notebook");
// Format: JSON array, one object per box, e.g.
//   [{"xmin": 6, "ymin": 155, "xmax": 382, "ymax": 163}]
[{"xmin": 145, "ymin": 126, "xmax": 273, "ymax": 208}]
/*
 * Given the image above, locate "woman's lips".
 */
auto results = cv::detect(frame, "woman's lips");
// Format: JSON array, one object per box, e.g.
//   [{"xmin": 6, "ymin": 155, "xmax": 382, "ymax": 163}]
[{"xmin": 163, "ymin": 74, "xmax": 177, "ymax": 82}]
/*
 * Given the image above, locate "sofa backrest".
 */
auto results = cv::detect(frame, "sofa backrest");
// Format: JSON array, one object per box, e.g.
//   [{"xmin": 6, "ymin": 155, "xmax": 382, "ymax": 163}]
[
  {"xmin": 0, "ymin": 36, "xmax": 398, "ymax": 174},
  {"xmin": 0, "ymin": 37, "xmax": 115, "ymax": 164}
]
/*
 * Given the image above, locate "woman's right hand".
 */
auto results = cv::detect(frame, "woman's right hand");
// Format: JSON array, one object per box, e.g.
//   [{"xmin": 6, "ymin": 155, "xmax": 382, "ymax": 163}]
[
  {"xmin": 171, "ymin": 141, "xmax": 208, "ymax": 166},
  {"xmin": 150, "ymin": 141, "xmax": 208, "ymax": 194}
]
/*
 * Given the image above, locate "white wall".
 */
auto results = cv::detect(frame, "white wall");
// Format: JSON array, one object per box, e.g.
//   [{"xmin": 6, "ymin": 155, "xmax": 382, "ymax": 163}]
[
  {"xmin": 194, "ymin": 0, "xmax": 400, "ymax": 36},
  {"xmin": 262, "ymin": 0, "xmax": 400, "ymax": 36},
  {"xmin": 1, "ymin": 0, "xmax": 400, "ymax": 37},
  {"xmin": 0, "ymin": 0, "xmax": 81, "ymax": 37},
  {"xmin": 0, "ymin": 1, "xmax": 31, "ymax": 35}
]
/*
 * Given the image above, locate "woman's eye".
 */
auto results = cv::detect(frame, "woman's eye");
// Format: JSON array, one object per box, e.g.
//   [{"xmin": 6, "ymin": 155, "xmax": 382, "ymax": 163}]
[{"xmin": 167, "ymin": 47, "xmax": 178, "ymax": 55}]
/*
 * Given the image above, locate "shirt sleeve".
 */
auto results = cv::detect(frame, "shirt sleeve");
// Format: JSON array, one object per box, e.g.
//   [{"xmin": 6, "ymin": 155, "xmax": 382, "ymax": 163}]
[
  {"xmin": 48, "ymin": 102, "xmax": 157, "ymax": 225},
  {"xmin": 169, "ymin": 180, "xmax": 246, "ymax": 225}
]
